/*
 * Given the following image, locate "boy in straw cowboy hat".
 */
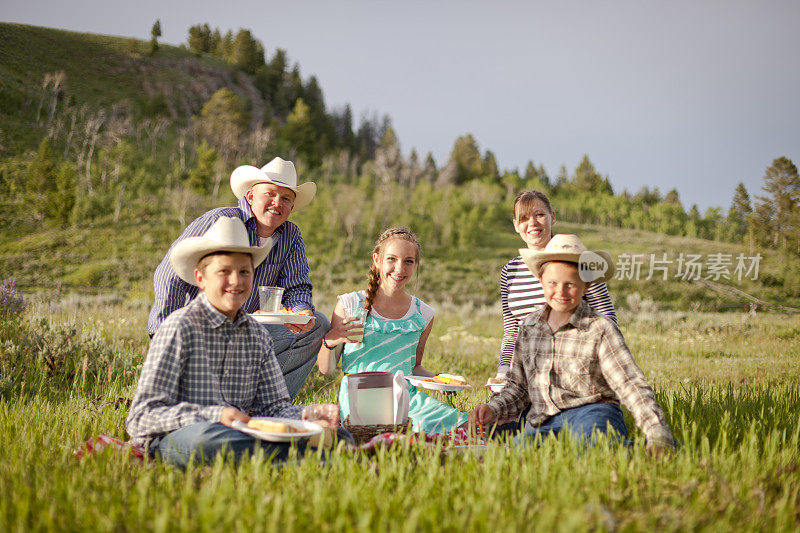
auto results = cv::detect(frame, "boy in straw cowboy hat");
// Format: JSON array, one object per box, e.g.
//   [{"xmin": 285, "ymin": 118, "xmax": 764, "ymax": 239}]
[
  {"xmin": 128, "ymin": 217, "xmax": 343, "ymax": 467},
  {"xmin": 148, "ymin": 157, "xmax": 326, "ymax": 399},
  {"xmin": 470, "ymin": 234, "xmax": 674, "ymax": 456}
]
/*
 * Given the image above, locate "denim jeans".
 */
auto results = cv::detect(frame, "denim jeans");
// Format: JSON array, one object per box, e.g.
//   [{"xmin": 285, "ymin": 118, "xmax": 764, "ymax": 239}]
[
  {"xmin": 149, "ymin": 421, "xmax": 299, "ymax": 468},
  {"xmin": 149, "ymin": 421, "xmax": 354, "ymax": 468},
  {"xmin": 262, "ymin": 310, "xmax": 329, "ymax": 399},
  {"xmin": 514, "ymin": 402, "xmax": 629, "ymax": 446}
]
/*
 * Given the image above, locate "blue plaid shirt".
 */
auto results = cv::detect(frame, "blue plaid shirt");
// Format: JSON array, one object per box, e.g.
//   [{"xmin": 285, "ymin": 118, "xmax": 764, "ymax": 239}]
[
  {"xmin": 148, "ymin": 197, "xmax": 314, "ymax": 337},
  {"xmin": 127, "ymin": 293, "xmax": 304, "ymax": 446}
]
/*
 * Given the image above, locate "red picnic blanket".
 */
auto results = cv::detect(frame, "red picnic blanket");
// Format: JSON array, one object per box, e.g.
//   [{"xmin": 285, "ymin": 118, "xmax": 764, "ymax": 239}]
[{"xmin": 74, "ymin": 427, "xmax": 485, "ymax": 462}]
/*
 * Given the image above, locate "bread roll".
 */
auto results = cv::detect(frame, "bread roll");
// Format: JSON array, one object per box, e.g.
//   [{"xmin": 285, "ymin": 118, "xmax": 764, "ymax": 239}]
[{"xmin": 248, "ymin": 419, "xmax": 294, "ymax": 433}]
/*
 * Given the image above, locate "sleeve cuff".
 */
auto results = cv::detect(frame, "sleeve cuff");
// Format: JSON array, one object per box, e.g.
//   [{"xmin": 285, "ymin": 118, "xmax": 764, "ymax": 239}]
[
  {"xmin": 200, "ymin": 405, "xmax": 225, "ymax": 424},
  {"xmin": 645, "ymin": 425, "xmax": 675, "ymax": 448}
]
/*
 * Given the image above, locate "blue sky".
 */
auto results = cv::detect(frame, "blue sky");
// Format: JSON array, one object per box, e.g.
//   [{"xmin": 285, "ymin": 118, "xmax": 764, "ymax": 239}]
[{"xmin": 5, "ymin": 0, "xmax": 799, "ymax": 212}]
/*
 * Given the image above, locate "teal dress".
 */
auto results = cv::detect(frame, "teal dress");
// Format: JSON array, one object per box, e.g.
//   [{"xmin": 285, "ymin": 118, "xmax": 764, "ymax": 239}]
[{"xmin": 337, "ymin": 292, "xmax": 468, "ymax": 434}]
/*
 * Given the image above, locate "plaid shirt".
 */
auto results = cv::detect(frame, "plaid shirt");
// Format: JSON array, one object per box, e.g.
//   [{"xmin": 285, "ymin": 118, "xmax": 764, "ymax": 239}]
[
  {"xmin": 148, "ymin": 196, "xmax": 314, "ymax": 337},
  {"xmin": 487, "ymin": 300, "xmax": 673, "ymax": 447},
  {"xmin": 127, "ymin": 293, "xmax": 303, "ymax": 446}
]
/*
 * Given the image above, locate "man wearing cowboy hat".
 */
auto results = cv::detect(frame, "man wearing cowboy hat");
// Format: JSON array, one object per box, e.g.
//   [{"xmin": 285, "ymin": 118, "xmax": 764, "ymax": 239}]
[
  {"xmin": 148, "ymin": 157, "xmax": 327, "ymax": 399},
  {"xmin": 470, "ymin": 234, "xmax": 674, "ymax": 456},
  {"xmin": 128, "ymin": 217, "xmax": 342, "ymax": 467}
]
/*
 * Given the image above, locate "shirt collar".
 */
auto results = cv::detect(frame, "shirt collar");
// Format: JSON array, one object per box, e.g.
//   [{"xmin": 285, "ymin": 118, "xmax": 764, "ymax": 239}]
[
  {"xmin": 567, "ymin": 300, "xmax": 592, "ymax": 330},
  {"xmin": 533, "ymin": 300, "xmax": 592, "ymax": 332},
  {"xmin": 197, "ymin": 292, "xmax": 249, "ymax": 328}
]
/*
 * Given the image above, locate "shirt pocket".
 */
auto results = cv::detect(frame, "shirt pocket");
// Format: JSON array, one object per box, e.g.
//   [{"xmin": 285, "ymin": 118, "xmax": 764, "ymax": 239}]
[
  {"xmin": 221, "ymin": 356, "xmax": 258, "ymax": 407},
  {"xmin": 558, "ymin": 358, "xmax": 594, "ymax": 393}
]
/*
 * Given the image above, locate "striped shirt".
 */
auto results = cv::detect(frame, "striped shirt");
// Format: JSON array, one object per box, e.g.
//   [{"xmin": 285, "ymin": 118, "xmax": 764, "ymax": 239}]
[
  {"xmin": 487, "ymin": 300, "xmax": 674, "ymax": 448},
  {"xmin": 499, "ymin": 256, "xmax": 616, "ymax": 374},
  {"xmin": 148, "ymin": 197, "xmax": 314, "ymax": 337},
  {"xmin": 127, "ymin": 293, "xmax": 303, "ymax": 447}
]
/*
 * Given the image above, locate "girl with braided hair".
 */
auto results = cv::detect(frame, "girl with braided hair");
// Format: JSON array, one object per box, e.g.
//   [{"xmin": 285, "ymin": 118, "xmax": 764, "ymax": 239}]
[{"xmin": 317, "ymin": 227, "xmax": 468, "ymax": 433}]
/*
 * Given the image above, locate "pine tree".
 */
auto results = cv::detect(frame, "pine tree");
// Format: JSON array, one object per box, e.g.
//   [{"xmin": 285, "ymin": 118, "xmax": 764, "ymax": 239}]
[
  {"xmin": 755, "ymin": 157, "xmax": 800, "ymax": 248},
  {"xmin": 149, "ymin": 20, "xmax": 162, "ymax": 56},
  {"xmin": 483, "ymin": 150, "xmax": 499, "ymax": 179},
  {"xmin": 438, "ymin": 134, "xmax": 483, "ymax": 185},
  {"xmin": 188, "ymin": 24, "xmax": 211, "ymax": 55},
  {"xmin": 664, "ymin": 188, "xmax": 682, "ymax": 206},
  {"xmin": 281, "ymin": 98, "xmax": 319, "ymax": 166},
  {"xmin": 573, "ymin": 155, "xmax": 613, "ymax": 195},
  {"xmin": 231, "ymin": 29, "xmax": 265, "ymax": 75}
]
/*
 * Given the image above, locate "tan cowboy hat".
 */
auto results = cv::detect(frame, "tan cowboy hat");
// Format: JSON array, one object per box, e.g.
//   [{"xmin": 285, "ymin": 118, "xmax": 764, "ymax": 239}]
[
  {"xmin": 230, "ymin": 157, "xmax": 316, "ymax": 210},
  {"xmin": 169, "ymin": 217, "xmax": 272, "ymax": 286},
  {"xmin": 520, "ymin": 234, "xmax": 615, "ymax": 284}
]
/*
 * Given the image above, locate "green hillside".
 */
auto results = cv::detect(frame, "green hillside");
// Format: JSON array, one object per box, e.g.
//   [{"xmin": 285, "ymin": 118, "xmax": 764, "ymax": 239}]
[{"xmin": 1, "ymin": 22, "xmax": 798, "ymax": 314}]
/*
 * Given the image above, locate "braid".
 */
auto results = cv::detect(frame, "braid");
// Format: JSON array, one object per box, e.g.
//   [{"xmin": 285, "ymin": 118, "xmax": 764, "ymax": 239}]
[
  {"xmin": 363, "ymin": 226, "xmax": 421, "ymax": 315},
  {"xmin": 364, "ymin": 265, "xmax": 381, "ymax": 315}
]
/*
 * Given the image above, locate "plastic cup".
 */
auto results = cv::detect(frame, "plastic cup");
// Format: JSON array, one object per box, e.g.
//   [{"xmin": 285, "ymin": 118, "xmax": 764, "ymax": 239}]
[
  {"xmin": 258, "ymin": 286, "xmax": 284, "ymax": 313},
  {"xmin": 343, "ymin": 306, "xmax": 369, "ymax": 343}
]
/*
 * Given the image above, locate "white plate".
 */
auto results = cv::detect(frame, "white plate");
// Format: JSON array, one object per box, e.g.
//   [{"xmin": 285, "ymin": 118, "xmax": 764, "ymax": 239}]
[
  {"xmin": 250, "ymin": 313, "xmax": 314, "ymax": 325},
  {"xmin": 485, "ymin": 380, "xmax": 506, "ymax": 393},
  {"xmin": 232, "ymin": 417, "xmax": 322, "ymax": 442},
  {"xmin": 404, "ymin": 375, "xmax": 471, "ymax": 392}
]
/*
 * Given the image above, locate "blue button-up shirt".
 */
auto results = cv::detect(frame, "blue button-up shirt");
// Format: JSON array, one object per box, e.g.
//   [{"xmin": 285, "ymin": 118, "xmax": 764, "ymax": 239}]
[
  {"xmin": 148, "ymin": 197, "xmax": 314, "ymax": 337},
  {"xmin": 128, "ymin": 293, "xmax": 304, "ymax": 446}
]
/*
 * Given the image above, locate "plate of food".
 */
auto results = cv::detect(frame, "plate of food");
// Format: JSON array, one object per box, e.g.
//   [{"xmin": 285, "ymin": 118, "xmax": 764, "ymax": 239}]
[
  {"xmin": 232, "ymin": 417, "xmax": 322, "ymax": 442},
  {"xmin": 250, "ymin": 308, "xmax": 314, "ymax": 325},
  {"xmin": 486, "ymin": 376, "xmax": 507, "ymax": 393},
  {"xmin": 405, "ymin": 373, "xmax": 471, "ymax": 392}
]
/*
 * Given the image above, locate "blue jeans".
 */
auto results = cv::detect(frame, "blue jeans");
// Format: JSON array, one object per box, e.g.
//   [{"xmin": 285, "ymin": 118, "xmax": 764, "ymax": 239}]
[
  {"xmin": 150, "ymin": 421, "xmax": 354, "ymax": 468},
  {"xmin": 149, "ymin": 422, "xmax": 299, "ymax": 468},
  {"xmin": 262, "ymin": 310, "xmax": 329, "ymax": 399},
  {"xmin": 512, "ymin": 403, "xmax": 629, "ymax": 446}
]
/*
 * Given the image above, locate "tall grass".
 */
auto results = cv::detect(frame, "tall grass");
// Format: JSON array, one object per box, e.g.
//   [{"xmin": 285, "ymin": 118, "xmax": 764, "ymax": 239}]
[{"xmin": 0, "ymin": 297, "xmax": 798, "ymax": 531}]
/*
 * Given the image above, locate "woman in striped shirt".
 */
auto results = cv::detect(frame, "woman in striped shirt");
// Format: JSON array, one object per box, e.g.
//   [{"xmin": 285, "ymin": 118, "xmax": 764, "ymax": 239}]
[{"xmin": 496, "ymin": 191, "xmax": 617, "ymax": 379}]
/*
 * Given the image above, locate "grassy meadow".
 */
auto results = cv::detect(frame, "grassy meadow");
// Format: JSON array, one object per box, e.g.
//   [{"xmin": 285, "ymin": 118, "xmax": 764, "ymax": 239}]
[
  {"xmin": 2, "ymin": 21, "xmax": 799, "ymax": 532},
  {"xmin": 1, "ymin": 285, "xmax": 799, "ymax": 532}
]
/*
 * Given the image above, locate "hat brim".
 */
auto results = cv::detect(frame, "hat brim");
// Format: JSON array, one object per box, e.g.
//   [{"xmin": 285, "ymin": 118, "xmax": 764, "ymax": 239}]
[
  {"xmin": 170, "ymin": 237, "xmax": 272, "ymax": 286},
  {"xmin": 520, "ymin": 248, "xmax": 615, "ymax": 284},
  {"xmin": 230, "ymin": 165, "xmax": 316, "ymax": 210}
]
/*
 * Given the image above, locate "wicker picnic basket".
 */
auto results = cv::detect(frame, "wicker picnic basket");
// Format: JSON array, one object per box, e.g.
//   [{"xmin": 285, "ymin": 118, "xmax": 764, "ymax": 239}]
[{"xmin": 342, "ymin": 416, "xmax": 414, "ymax": 444}]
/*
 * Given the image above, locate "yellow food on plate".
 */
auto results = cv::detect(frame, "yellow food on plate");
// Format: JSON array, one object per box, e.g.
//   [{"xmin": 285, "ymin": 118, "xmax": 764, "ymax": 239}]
[
  {"xmin": 424, "ymin": 374, "xmax": 468, "ymax": 386},
  {"xmin": 247, "ymin": 419, "xmax": 299, "ymax": 433},
  {"xmin": 254, "ymin": 307, "xmax": 300, "ymax": 315}
]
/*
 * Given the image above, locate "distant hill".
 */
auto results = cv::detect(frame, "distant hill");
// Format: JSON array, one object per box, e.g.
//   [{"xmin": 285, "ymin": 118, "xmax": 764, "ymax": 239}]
[
  {"xmin": 0, "ymin": 22, "xmax": 263, "ymax": 153},
  {"xmin": 1, "ymin": 23, "xmax": 798, "ymax": 314}
]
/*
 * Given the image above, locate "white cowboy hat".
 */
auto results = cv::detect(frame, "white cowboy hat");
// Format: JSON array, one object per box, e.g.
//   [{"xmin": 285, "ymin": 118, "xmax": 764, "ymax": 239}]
[
  {"xmin": 520, "ymin": 234, "xmax": 615, "ymax": 284},
  {"xmin": 169, "ymin": 217, "xmax": 272, "ymax": 286},
  {"xmin": 230, "ymin": 157, "xmax": 317, "ymax": 211}
]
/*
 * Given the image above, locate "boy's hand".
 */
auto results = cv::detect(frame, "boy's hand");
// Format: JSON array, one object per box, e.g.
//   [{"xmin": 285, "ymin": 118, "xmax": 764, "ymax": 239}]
[
  {"xmin": 220, "ymin": 407, "xmax": 250, "ymax": 427},
  {"xmin": 302, "ymin": 403, "xmax": 340, "ymax": 429},
  {"xmin": 469, "ymin": 404, "xmax": 495, "ymax": 426},
  {"xmin": 286, "ymin": 310, "xmax": 315, "ymax": 334},
  {"xmin": 646, "ymin": 441, "xmax": 672, "ymax": 458}
]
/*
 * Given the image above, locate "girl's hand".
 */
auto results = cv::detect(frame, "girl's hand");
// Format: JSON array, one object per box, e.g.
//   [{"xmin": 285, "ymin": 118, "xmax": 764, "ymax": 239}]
[
  {"xmin": 411, "ymin": 364, "xmax": 436, "ymax": 377},
  {"xmin": 325, "ymin": 316, "xmax": 363, "ymax": 346}
]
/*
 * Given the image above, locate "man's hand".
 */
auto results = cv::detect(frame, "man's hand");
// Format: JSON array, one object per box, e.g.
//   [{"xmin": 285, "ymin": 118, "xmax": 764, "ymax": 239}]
[
  {"xmin": 469, "ymin": 404, "xmax": 495, "ymax": 427},
  {"xmin": 220, "ymin": 407, "xmax": 250, "ymax": 427},
  {"xmin": 285, "ymin": 309, "xmax": 315, "ymax": 334}
]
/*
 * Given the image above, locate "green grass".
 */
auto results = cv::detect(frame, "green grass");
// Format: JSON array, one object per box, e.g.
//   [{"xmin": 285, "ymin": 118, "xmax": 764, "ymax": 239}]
[{"xmin": 1, "ymin": 297, "xmax": 798, "ymax": 531}]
